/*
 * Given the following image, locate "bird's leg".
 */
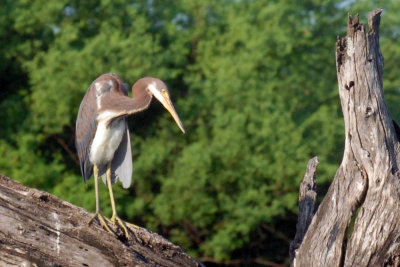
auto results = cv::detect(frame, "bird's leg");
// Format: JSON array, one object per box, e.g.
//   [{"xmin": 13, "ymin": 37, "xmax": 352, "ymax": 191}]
[
  {"xmin": 94, "ymin": 164, "xmax": 101, "ymax": 213},
  {"xmin": 88, "ymin": 164, "xmax": 113, "ymax": 233},
  {"xmin": 105, "ymin": 162, "xmax": 132, "ymax": 237}
]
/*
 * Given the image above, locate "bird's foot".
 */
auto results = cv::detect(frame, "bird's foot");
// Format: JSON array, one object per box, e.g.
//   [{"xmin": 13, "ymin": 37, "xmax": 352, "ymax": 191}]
[
  {"xmin": 126, "ymin": 221, "xmax": 140, "ymax": 229},
  {"xmin": 88, "ymin": 212, "xmax": 113, "ymax": 234},
  {"xmin": 110, "ymin": 213, "xmax": 135, "ymax": 238}
]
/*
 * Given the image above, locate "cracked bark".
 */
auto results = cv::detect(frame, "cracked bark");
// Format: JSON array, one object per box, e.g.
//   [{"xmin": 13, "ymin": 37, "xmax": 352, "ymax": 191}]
[
  {"xmin": 0, "ymin": 175, "xmax": 203, "ymax": 267},
  {"xmin": 291, "ymin": 9, "xmax": 400, "ymax": 267}
]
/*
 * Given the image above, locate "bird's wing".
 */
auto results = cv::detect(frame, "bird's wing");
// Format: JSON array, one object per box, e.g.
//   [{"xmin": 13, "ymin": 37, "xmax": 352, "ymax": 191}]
[
  {"xmin": 112, "ymin": 127, "xmax": 133, "ymax": 188},
  {"xmin": 75, "ymin": 87, "xmax": 97, "ymax": 182},
  {"xmin": 99, "ymin": 126, "xmax": 132, "ymax": 188}
]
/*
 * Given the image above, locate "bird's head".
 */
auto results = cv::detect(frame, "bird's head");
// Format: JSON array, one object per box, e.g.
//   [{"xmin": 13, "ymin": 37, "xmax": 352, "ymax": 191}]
[{"xmin": 146, "ymin": 78, "xmax": 185, "ymax": 134}]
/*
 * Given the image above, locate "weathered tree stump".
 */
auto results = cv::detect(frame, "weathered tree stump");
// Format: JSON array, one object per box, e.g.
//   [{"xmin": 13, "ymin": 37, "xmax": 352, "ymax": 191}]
[
  {"xmin": 290, "ymin": 9, "xmax": 400, "ymax": 267},
  {"xmin": 0, "ymin": 174, "xmax": 203, "ymax": 267}
]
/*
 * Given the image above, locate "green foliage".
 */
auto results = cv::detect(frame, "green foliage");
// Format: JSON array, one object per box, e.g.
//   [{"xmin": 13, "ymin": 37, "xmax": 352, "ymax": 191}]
[{"xmin": 1, "ymin": 0, "xmax": 400, "ymax": 264}]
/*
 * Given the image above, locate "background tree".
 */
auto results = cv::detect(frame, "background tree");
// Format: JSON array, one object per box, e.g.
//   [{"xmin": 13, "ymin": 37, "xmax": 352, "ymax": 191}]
[{"xmin": 1, "ymin": 0, "xmax": 400, "ymax": 265}]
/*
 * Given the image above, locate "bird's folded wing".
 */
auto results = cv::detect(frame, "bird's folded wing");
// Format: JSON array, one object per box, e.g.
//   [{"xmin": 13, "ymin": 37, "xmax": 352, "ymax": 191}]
[
  {"xmin": 75, "ymin": 88, "xmax": 98, "ymax": 182},
  {"xmin": 100, "ymin": 127, "xmax": 133, "ymax": 188}
]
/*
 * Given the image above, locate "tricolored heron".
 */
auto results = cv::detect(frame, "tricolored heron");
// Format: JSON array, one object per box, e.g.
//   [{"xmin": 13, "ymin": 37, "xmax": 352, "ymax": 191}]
[{"xmin": 75, "ymin": 73, "xmax": 185, "ymax": 237}]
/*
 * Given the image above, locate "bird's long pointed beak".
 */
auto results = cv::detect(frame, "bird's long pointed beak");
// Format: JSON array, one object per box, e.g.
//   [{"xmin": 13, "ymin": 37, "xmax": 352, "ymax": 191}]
[
  {"xmin": 149, "ymin": 86, "xmax": 185, "ymax": 133},
  {"xmin": 163, "ymin": 99, "xmax": 186, "ymax": 134}
]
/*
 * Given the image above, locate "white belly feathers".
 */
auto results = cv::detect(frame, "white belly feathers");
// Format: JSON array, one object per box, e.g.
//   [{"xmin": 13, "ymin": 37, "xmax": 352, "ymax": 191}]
[{"xmin": 90, "ymin": 118, "xmax": 126, "ymax": 165}]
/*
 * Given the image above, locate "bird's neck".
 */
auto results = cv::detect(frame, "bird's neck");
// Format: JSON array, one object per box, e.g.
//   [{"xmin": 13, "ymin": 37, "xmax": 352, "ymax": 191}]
[
  {"xmin": 116, "ymin": 91, "xmax": 152, "ymax": 116},
  {"xmin": 128, "ymin": 86, "xmax": 153, "ymax": 114},
  {"xmin": 127, "ymin": 77, "xmax": 156, "ymax": 114},
  {"xmin": 98, "ymin": 89, "xmax": 152, "ymax": 119}
]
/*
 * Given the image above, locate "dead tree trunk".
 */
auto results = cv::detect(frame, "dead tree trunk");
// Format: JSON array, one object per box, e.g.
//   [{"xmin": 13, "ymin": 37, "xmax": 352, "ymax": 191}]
[
  {"xmin": 0, "ymin": 174, "xmax": 203, "ymax": 267},
  {"xmin": 290, "ymin": 9, "xmax": 400, "ymax": 267}
]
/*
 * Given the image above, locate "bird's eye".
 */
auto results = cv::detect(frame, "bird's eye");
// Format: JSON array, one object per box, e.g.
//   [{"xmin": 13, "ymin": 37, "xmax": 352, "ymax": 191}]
[{"xmin": 161, "ymin": 88, "xmax": 169, "ymax": 98}]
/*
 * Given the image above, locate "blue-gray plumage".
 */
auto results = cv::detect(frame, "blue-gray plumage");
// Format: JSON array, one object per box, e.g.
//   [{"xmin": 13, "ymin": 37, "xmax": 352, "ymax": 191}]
[{"xmin": 75, "ymin": 73, "xmax": 185, "ymax": 237}]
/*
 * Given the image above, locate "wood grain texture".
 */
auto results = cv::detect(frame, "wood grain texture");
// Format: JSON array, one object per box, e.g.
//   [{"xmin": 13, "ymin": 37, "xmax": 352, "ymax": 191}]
[
  {"xmin": 0, "ymin": 175, "xmax": 203, "ymax": 267},
  {"xmin": 292, "ymin": 9, "xmax": 400, "ymax": 267}
]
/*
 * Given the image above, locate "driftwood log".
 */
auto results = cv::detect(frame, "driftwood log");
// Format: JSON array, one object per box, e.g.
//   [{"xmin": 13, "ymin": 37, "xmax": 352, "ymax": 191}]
[
  {"xmin": 0, "ymin": 174, "xmax": 203, "ymax": 266},
  {"xmin": 290, "ymin": 9, "xmax": 400, "ymax": 267}
]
